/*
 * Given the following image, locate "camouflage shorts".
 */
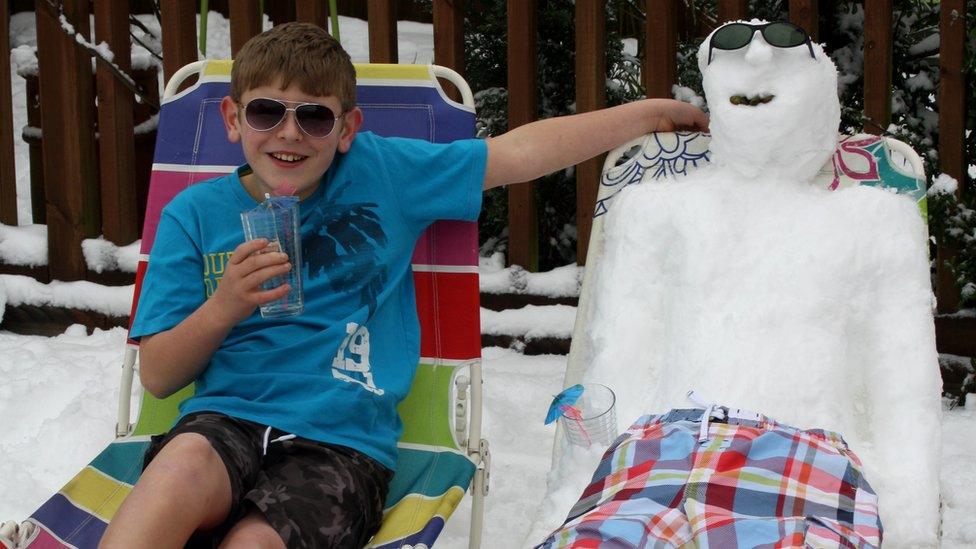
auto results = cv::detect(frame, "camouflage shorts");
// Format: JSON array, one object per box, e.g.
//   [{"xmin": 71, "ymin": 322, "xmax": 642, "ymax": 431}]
[{"xmin": 144, "ymin": 411, "xmax": 393, "ymax": 548}]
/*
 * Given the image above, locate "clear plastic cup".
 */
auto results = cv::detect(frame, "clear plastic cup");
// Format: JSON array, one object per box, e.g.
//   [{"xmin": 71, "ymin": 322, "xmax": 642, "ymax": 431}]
[
  {"xmin": 240, "ymin": 195, "xmax": 304, "ymax": 318},
  {"xmin": 561, "ymin": 383, "xmax": 618, "ymax": 447}
]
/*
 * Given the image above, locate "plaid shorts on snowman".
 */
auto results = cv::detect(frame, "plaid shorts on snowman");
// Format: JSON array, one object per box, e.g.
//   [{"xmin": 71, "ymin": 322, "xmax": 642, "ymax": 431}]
[{"xmin": 537, "ymin": 408, "xmax": 882, "ymax": 548}]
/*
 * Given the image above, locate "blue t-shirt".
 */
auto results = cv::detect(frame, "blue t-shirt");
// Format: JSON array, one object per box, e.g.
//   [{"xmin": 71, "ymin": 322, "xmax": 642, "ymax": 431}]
[{"xmin": 131, "ymin": 131, "xmax": 486, "ymax": 469}]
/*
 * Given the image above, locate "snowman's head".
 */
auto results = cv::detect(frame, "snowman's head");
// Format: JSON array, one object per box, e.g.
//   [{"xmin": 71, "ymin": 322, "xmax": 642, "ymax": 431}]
[{"xmin": 697, "ymin": 20, "xmax": 840, "ymax": 182}]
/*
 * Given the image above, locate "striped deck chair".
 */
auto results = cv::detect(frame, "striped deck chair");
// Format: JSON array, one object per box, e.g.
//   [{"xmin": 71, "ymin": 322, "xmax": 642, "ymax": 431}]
[
  {"xmin": 10, "ymin": 61, "xmax": 489, "ymax": 549},
  {"xmin": 553, "ymin": 130, "xmax": 927, "ymax": 461}
]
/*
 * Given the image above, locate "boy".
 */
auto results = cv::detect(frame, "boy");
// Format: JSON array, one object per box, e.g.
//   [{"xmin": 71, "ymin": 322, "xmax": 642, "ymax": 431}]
[{"xmin": 100, "ymin": 22, "xmax": 707, "ymax": 549}]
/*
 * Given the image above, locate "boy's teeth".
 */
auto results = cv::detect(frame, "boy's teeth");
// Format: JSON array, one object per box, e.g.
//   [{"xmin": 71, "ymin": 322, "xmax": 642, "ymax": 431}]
[{"xmin": 271, "ymin": 152, "xmax": 305, "ymax": 162}]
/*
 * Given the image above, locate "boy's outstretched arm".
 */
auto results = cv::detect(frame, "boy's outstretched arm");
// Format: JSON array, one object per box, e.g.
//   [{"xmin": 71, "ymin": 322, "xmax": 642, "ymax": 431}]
[{"xmin": 483, "ymin": 98, "xmax": 708, "ymax": 190}]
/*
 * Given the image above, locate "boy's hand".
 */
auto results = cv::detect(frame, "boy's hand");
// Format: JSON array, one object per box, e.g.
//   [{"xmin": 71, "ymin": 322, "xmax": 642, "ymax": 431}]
[
  {"xmin": 209, "ymin": 238, "xmax": 292, "ymax": 325},
  {"xmin": 648, "ymin": 99, "xmax": 710, "ymax": 133}
]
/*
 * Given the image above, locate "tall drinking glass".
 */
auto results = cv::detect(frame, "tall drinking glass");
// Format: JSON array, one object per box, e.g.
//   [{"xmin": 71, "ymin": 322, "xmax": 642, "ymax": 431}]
[{"xmin": 240, "ymin": 195, "xmax": 304, "ymax": 318}]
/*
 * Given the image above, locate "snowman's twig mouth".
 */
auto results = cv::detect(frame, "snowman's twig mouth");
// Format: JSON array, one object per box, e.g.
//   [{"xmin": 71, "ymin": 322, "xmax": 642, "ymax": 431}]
[{"xmin": 730, "ymin": 94, "xmax": 775, "ymax": 106}]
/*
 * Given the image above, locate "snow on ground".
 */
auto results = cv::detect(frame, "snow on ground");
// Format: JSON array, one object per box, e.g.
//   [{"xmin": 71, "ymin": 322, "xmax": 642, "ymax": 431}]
[
  {"xmin": 940, "ymin": 409, "xmax": 976, "ymax": 548},
  {"xmin": 2, "ymin": 329, "xmax": 976, "ymax": 547},
  {"xmin": 0, "ymin": 327, "xmax": 134, "ymax": 521}
]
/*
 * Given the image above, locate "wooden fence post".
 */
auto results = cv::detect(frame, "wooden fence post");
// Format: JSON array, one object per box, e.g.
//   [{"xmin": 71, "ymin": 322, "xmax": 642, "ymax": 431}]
[
  {"xmin": 433, "ymin": 0, "xmax": 464, "ymax": 101},
  {"xmin": 368, "ymin": 0, "xmax": 398, "ymax": 63},
  {"xmin": 35, "ymin": 0, "xmax": 99, "ymax": 280},
  {"xmin": 788, "ymin": 0, "xmax": 819, "ymax": 41},
  {"xmin": 575, "ymin": 0, "xmax": 605, "ymax": 266},
  {"xmin": 230, "ymin": 0, "xmax": 263, "ymax": 56},
  {"xmin": 937, "ymin": 0, "xmax": 966, "ymax": 313},
  {"xmin": 23, "ymin": 76, "xmax": 44, "ymax": 223},
  {"xmin": 0, "ymin": 0, "xmax": 17, "ymax": 225},
  {"xmin": 265, "ymin": 2, "xmax": 296, "ymax": 25},
  {"xmin": 862, "ymin": 0, "xmax": 892, "ymax": 135},
  {"xmin": 296, "ymin": 0, "xmax": 331, "ymax": 30},
  {"xmin": 716, "ymin": 0, "xmax": 748, "ymax": 24},
  {"xmin": 337, "ymin": 0, "xmax": 368, "ymax": 19},
  {"xmin": 506, "ymin": 0, "xmax": 538, "ymax": 270},
  {"xmin": 644, "ymin": 0, "xmax": 677, "ymax": 100},
  {"xmin": 95, "ymin": 0, "xmax": 138, "ymax": 244},
  {"xmin": 160, "ymin": 1, "xmax": 198, "ymax": 83}
]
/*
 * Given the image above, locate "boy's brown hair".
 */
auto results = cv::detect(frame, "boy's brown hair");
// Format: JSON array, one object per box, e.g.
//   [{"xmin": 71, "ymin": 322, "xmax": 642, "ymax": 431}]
[{"xmin": 230, "ymin": 22, "xmax": 357, "ymax": 110}]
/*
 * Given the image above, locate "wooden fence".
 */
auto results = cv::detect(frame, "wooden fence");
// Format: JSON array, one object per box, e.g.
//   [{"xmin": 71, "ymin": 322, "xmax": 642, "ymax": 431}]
[{"xmin": 0, "ymin": 0, "xmax": 970, "ymax": 312}]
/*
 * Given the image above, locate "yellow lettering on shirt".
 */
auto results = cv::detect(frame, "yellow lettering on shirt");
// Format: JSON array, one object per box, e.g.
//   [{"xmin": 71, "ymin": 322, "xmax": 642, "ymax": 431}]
[{"xmin": 202, "ymin": 251, "xmax": 232, "ymax": 297}]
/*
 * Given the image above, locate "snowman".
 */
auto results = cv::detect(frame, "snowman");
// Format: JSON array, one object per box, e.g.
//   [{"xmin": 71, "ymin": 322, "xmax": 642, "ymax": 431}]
[{"xmin": 531, "ymin": 20, "xmax": 943, "ymax": 548}]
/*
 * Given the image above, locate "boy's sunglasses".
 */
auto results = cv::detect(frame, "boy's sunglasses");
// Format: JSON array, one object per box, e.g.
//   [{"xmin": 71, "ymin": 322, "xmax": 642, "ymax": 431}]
[
  {"xmin": 708, "ymin": 21, "xmax": 815, "ymax": 64},
  {"xmin": 242, "ymin": 97, "xmax": 344, "ymax": 138}
]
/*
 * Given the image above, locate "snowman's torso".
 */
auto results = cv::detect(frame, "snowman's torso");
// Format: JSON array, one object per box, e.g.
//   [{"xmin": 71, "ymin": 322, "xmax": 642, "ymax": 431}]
[{"xmin": 591, "ymin": 168, "xmax": 932, "ymax": 446}]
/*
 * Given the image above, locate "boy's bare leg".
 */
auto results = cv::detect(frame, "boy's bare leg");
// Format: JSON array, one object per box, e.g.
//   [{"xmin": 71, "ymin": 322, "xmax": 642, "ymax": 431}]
[
  {"xmin": 219, "ymin": 510, "xmax": 285, "ymax": 548},
  {"xmin": 99, "ymin": 433, "xmax": 233, "ymax": 548}
]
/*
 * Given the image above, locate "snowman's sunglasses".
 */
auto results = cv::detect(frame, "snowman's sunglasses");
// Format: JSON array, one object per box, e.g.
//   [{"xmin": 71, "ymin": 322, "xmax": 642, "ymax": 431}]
[{"xmin": 708, "ymin": 22, "xmax": 815, "ymax": 64}]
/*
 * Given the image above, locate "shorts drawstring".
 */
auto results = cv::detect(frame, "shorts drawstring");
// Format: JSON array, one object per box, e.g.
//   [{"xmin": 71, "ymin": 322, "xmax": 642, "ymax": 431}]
[
  {"xmin": 684, "ymin": 390, "xmax": 768, "ymax": 442},
  {"xmin": 262, "ymin": 426, "xmax": 297, "ymax": 456},
  {"xmin": 687, "ymin": 390, "xmax": 727, "ymax": 442}
]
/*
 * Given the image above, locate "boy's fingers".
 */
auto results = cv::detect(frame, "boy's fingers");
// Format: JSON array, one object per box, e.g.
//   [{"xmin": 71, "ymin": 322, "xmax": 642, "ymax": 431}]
[
  {"xmin": 694, "ymin": 113, "xmax": 710, "ymax": 132},
  {"xmin": 232, "ymin": 250, "xmax": 289, "ymax": 278},
  {"xmin": 246, "ymin": 251, "xmax": 289, "ymax": 271},
  {"xmin": 694, "ymin": 109, "xmax": 710, "ymax": 131},
  {"xmin": 673, "ymin": 113, "xmax": 709, "ymax": 133},
  {"xmin": 242, "ymin": 262, "xmax": 293, "ymax": 289},
  {"xmin": 677, "ymin": 104, "xmax": 709, "ymax": 132},
  {"xmin": 255, "ymin": 283, "xmax": 291, "ymax": 305},
  {"xmin": 231, "ymin": 238, "xmax": 271, "ymax": 263}
]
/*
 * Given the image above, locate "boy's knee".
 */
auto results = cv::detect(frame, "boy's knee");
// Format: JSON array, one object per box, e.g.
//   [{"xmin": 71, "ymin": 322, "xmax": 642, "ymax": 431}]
[
  {"xmin": 220, "ymin": 529, "xmax": 284, "ymax": 549},
  {"xmin": 150, "ymin": 433, "xmax": 227, "ymax": 486},
  {"xmin": 144, "ymin": 433, "xmax": 234, "ymax": 527},
  {"xmin": 220, "ymin": 511, "xmax": 285, "ymax": 549}
]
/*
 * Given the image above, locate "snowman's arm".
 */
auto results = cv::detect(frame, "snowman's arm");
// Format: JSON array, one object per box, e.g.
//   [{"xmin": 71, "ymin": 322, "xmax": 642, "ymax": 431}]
[{"xmin": 860, "ymin": 204, "xmax": 942, "ymax": 541}]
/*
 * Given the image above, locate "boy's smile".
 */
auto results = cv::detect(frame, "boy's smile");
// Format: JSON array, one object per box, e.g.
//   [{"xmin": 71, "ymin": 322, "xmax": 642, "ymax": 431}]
[{"xmin": 221, "ymin": 82, "xmax": 362, "ymax": 202}]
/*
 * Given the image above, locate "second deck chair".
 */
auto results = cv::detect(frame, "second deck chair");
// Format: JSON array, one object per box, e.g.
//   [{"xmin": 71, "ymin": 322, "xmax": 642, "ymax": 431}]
[
  {"xmin": 11, "ymin": 62, "xmax": 489, "ymax": 549},
  {"xmin": 551, "ymin": 130, "xmax": 927, "ymax": 466}
]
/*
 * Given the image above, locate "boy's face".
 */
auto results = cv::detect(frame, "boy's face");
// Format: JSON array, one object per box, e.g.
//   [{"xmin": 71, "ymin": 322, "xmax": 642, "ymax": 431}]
[{"xmin": 221, "ymin": 81, "xmax": 362, "ymax": 201}]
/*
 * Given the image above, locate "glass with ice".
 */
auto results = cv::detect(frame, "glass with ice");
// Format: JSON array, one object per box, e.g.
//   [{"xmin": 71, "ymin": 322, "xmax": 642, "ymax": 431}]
[{"xmin": 240, "ymin": 194, "xmax": 304, "ymax": 318}]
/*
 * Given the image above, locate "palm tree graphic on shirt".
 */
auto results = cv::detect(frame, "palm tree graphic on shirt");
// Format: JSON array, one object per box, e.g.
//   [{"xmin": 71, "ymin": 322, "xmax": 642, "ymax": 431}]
[
  {"xmin": 303, "ymin": 200, "xmax": 388, "ymax": 316},
  {"xmin": 303, "ymin": 186, "xmax": 388, "ymax": 395}
]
